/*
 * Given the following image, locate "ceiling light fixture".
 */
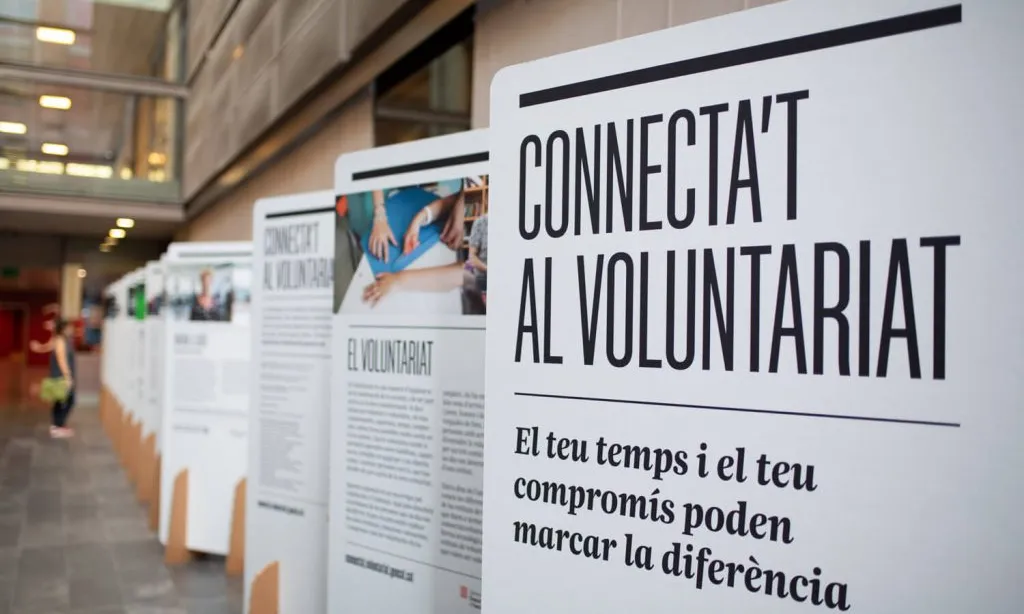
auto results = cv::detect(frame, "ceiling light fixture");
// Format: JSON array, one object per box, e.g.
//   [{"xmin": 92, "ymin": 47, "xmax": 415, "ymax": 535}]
[
  {"xmin": 15, "ymin": 159, "xmax": 64, "ymax": 174},
  {"xmin": 39, "ymin": 95, "xmax": 72, "ymax": 110},
  {"xmin": 41, "ymin": 142, "xmax": 68, "ymax": 156},
  {"xmin": 109, "ymin": 228, "xmax": 126, "ymax": 239},
  {"xmin": 0, "ymin": 121, "xmax": 27, "ymax": 135},
  {"xmin": 77, "ymin": 268, "xmax": 87, "ymax": 279},
  {"xmin": 66, "ymin": 163, "xmax": 113, "ymax": 178},
  {"xmin": 116, "ymin": 218, "xmax": 135, "ymax": 229},
  {"xmin": 36, "ymin": 26, "xmax": 76, "ymax": 45}
]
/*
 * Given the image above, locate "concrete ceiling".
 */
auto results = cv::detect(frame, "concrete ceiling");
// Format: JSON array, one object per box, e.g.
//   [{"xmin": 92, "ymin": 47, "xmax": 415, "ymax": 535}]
[{"xmin": 0, "ymin": 208, "xmax": 179, "ymax": 239}]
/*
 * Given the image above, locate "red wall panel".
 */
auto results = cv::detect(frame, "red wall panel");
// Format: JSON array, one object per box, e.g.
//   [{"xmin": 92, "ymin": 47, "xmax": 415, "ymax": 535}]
[{"xmin": 0, "ymin": 291, "xmax": 61, "ymax": 367}]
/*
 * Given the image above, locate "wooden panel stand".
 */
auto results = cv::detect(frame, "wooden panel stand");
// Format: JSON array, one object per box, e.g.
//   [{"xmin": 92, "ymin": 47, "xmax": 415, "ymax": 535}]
[
  {"xmin": 137, "ymin": 434, "xmax": 156, "ymax": 504},
  {"xmin": 130, "ymin": 421, "xmax": 143, "ymax": 487},
  {"xmin": 123, "ymin": 418, "xmax": 139, "ymax": 485},
  {"xmin": 165, "ymin": 469, "xmax": 191, "ymax": 565},
  {"xmin": 117, "ymin": 411, "xmax": 130, "ymax": 465},
  {"xmin": 99, "ymin": 388, "xmax": 109, "ymax": 433},
  {"xmin": 226, "ymin": 478, "xmax": 246, "ymax": 577},
  {"xmin": 249, "ymin": 562, "xmax": 280, "ymax": 614},
  {"xmin": 148, "ymin": 453, "xmax": 162, "ymax": 532}
]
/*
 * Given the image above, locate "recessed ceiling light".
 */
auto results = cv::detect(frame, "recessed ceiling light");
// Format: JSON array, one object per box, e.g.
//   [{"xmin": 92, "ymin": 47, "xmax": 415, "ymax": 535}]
[
  {"xmin": 15, "ymin": 159, "xmax": 64, "ymax": 174},
  {"xmin": 0, "ymin": 121, "xmax": 26, "ymax": 135},
  {"xmin": 65, "ymin": 163, "xmax": 113, "ymax": 178},
  {"xmin": 116, "ymin": 218, "xmax": 135, "ymax": 229},
  {"xmin": 36, "ymin": 27, "xmax": 76, "ymax": 45},
  {"xmin": 109, "ymin": 228, "xmax": 126, "ymax": 239},
  {"xmin": 77, "ymin": 268, "xmax": 87, "ymax": 279},
  {"xmin": 39, "ymin": 95, "xmax": 72, "ymax": 110},
  {"xmin": 41, "ymin": 143, "xmax": 68, "ymax": 156}
]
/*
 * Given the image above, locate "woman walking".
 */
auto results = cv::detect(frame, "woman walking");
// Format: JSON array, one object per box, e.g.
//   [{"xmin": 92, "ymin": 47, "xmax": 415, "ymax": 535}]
[{"xmin": 50, "ymin": 319, "xmax": 76, "ymax": 438}]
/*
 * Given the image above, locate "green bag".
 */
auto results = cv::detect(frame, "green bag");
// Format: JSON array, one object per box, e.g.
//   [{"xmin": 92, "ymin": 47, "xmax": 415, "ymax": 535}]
[{"xmin": 39, "ymin": 377, "xmax": 69, "ymax": 403}]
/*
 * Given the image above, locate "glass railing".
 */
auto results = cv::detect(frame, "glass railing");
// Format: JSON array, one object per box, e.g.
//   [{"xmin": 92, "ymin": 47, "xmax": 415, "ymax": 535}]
[{"xmin": 0, "ymin": 78, "xmax": 181, "ymax": 202}]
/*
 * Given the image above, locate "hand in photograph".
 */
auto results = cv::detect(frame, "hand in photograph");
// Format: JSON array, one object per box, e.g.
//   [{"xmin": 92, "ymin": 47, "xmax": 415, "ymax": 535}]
[
  {"xmin": 362, "ymin": 271, "xmax": 400, "ymax": 307},
  {"xmin": 368, "ymin": 190, "xmax": 397, "ymax": 263},
  {"xmin": 404, "ymin": 190, "xmax": 463, "ymax": 254},
  {"xmin": 361, "ymin": 264, "xmax": 465, "ymax": 308}
]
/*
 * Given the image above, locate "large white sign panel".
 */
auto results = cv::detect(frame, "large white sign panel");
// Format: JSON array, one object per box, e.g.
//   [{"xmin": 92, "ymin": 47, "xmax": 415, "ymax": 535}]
[
  {"xmin": 120, "ymin": 270, "xmax": 142, "ymax": 413},
  {"xmin": 128, "ymin": 269, "xmax": 147, "ymax": 431},
  {"xmin": 101, "ymin": 280, "xmax": 122, "ymax": 396},
  {"xmin": 159, "ymin": 241, "xmax": 253, "ymax": 554},
  {"xmin": 483, "ymin": 1, "xmax": 1024, "ymax": 613},
  {"xmin": 246, "ymin": 191, "xmax": 335, "ymax": 614},
  {"xmin": 144, "ymin": 260, "xmax": 166, "ymax": 447},
  {"xmin": 329, "ymin": 130, "xmax": 489, "ymax": 614}
]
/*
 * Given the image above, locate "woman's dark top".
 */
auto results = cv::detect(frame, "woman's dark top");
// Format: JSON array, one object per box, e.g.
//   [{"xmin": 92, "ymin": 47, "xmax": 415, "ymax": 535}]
[{"xmin": 49, "ymin": 337, "xmax": 75, "ymax": 378}]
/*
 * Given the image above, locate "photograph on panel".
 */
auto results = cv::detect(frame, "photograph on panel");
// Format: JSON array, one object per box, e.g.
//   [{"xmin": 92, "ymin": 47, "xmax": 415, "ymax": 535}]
[
  {"xmin": 334, "ymin": 175, "xmax": 489, "ymax": 315},
  {"xmin": 166, "ymin": 264, "xmax": 252, "ymax": 324}
]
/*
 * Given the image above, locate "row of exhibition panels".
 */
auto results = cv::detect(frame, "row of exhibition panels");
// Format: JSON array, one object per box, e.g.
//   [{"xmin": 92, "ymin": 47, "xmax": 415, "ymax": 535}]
[
  {"xmin": 101, "ymin": 129, "xmax": 489, "ymax": 614},
  {"xmin": 95, "ymin": 1, "xmax": 1024, "ymax": 611}
]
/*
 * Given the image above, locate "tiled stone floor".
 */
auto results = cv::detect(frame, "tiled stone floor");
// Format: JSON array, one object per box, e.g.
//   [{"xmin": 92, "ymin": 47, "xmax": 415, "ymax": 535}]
[{"xmin": 0, "ymin": 392, "xmax": 243, "ymax": 613}]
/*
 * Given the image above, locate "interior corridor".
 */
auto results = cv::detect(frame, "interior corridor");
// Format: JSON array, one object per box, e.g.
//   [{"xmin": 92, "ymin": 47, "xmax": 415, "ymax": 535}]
[{"xmin": 0, "ymin": 363, "xmax": 242, "ymax": 614}]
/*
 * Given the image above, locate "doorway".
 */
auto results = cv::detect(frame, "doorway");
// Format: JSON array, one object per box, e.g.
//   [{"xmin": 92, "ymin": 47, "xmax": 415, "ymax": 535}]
[{"xmin": 0, "ymin": 303, "xmax": 28, "ymax": 362}]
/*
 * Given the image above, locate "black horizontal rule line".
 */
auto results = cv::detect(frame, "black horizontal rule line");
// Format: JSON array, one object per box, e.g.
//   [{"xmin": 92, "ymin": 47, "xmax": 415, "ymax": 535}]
[
  {"xmin": 515, "ymin": 392, "xmax": 961, "ymax": 428},
  {"xmin": 265, "ymin": 206, "xmax": 334, "ymax": 219},
  {"xmin": 175, "ymin": 251, "xmax": 252, "ymax": 259},
  {"xmin": 348, "ymin": 324, "xmax": 485, "ymax": 331},
  {"xmin": 519, "ymin": 4, "xmax": 962, "ymax": 107},
  {"xmin": 351, "ymin": 151, "xmax": 489, "ymax": 180}
]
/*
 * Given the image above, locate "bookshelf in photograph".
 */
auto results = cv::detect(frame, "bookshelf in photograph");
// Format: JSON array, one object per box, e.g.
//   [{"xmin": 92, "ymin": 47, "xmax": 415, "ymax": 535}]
[{"xmin": 461, "ymin": 176, "xmax": 488, "ymax": 260}]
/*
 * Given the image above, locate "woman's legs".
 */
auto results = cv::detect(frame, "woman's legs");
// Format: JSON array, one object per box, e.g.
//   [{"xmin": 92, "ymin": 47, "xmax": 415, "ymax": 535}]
[
  {"xmin": 51, "ymin": 400, "xmax": 63, "ymax": 427},
  {"xmin": 51, "ymin": 389, "xmax": 75, "ymax": 429},
  {"xmin": 62, "ymin": 389, "xmax": 76, "ymax": 428}
]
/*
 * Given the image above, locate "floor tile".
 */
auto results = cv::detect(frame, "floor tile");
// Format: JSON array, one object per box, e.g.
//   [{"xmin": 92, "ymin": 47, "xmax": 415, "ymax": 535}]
[{"xmin": 0, "ymin": 385, "xmax": 239, "ymax": 614}]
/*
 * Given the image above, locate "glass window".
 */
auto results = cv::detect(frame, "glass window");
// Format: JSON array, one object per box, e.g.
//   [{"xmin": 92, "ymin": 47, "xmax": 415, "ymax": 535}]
[
  {"xmin": 0, "ymin": 0, "xmax": 180, "ymax": 81},
  {"xmin": 0, "ymin": 78, "xmax": 179, "ymax": 199},
  {"xmin": 374, "ymin": 8, "xmax": 473, "ymax": 146}
]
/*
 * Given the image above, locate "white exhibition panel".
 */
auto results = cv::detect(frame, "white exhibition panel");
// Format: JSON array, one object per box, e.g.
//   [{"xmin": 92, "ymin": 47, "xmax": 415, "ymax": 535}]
[
  {"xmin": 101, "ymin": 279, "xmax": 122, "ymax": 395},
  {"xmin": 129, "ymin": 268, "xmax": 147, "ymax": 430},
  {"xmin": 246, "ymin": 190, "xmax": 335, "ymax": 614},
  {"xmin": 117, "ymin": 272, "xmax": 139, "ymax": 411},
  {"xmin": 144, "ymin": 260, "xmax": 166, "ymax": 446},
  {"xmin": 329, "ymin": 130, "xmax": 489, "ymax": 614},
  {"xmin": 483, "ymin": 1, "xmax": 1023, "ymax": 613},
  {"xmin": 158, "ymin": 241, "xmax": 253, "ymax": 554}
]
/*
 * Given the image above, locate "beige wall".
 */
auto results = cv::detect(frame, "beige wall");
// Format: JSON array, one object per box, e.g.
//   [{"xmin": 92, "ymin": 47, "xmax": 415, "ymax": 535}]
[
  {"xmin": 176, "ymin": 90, "xmax": 374, "ymax": 242},
  {"xmin": 180, "ymin": 0, "xmax": 783, "ymax": 239},
  {"xmin": 472, "ymin": 0, "xmax": 782, "ymax": 127},
  {"xmin": 185, "ymin": 0, "xmax": 408, "ymax": 198}
]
